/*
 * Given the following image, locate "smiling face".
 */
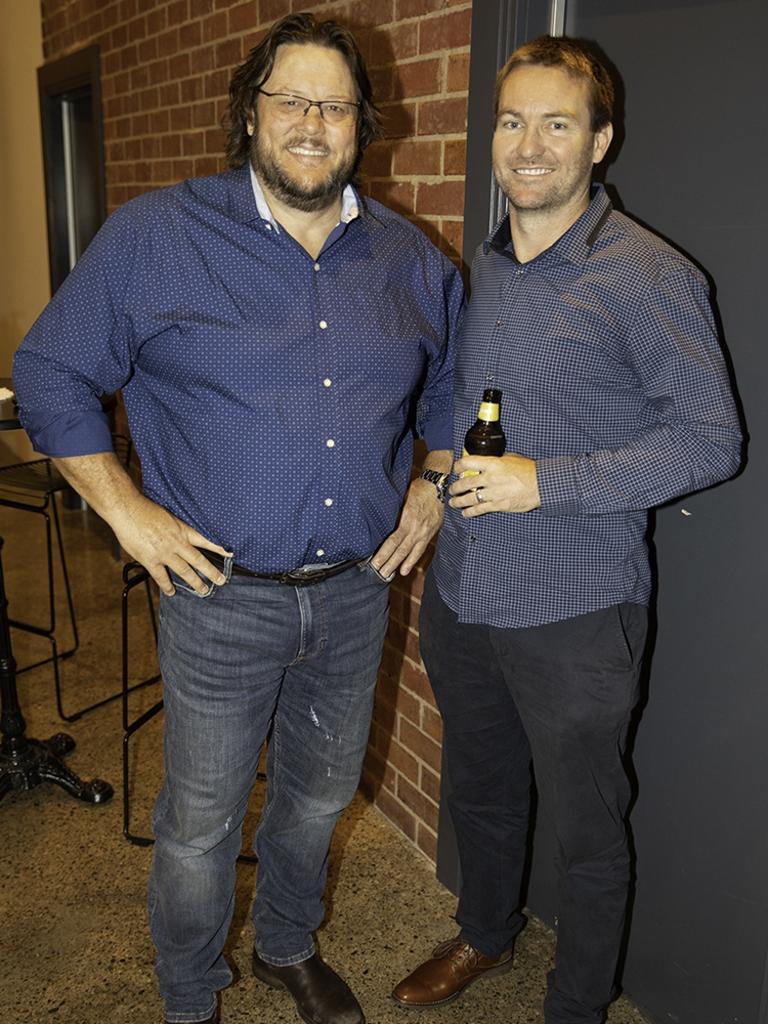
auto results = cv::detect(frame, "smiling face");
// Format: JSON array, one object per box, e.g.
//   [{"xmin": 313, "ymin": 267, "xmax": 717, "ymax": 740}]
[
  {"xmin": 492, "ymin": 63, "xmax": 612, "ymax": 225},
  {"xmin": 249, "ymin": 43, "xmax": 359, "ymax": 213}
]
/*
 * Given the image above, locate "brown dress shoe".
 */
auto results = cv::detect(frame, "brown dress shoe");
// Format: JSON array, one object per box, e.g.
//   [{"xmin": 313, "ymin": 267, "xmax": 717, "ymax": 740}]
[{"xmin": 392, "ymin": 935, "xmax": 513, "ymax": 1008}]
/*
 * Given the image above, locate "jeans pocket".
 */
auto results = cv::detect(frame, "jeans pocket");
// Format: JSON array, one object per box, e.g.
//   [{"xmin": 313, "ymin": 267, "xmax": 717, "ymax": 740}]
[
  {"xmin": 169, "ymin": 553, "xmax": 233, "ymax": 598},
  {"xmin": 357, "ymin": 556, "xmax": 395, "ymax": 585}
]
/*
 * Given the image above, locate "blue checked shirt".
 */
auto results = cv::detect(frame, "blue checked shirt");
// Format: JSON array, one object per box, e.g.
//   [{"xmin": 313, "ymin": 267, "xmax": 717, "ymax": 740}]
[
  {"xmin": 435, "ymin": 184, "xmax": 741, "ymax": 628},
  {"xmin": 14, "ymin": 166, "xmax": 464, "ymax": 573}
]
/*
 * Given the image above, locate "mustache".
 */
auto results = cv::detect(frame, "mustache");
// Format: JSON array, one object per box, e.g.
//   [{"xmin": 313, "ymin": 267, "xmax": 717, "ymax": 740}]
[{"xmin": 284, "ymin": 134, "xmax": 330, "ymax": 154}]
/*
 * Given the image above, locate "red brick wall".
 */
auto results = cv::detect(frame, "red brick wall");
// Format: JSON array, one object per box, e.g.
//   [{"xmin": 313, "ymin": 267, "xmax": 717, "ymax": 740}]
[{"xmin": 41, "ymin": 0, "xmax": 473, "ymax": 865}]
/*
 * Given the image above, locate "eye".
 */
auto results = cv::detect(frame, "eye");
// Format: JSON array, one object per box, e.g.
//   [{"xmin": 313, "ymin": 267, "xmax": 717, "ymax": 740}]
[
  {"xmin": 324, "ymin": 103, "xmax": 345, "ymax": 115},
  {"xmin": 278, "ymin": 96, "xmax": 302, "ymax": 110},
  {"xmin": 498, "ymin": 118, "xmax": 521, "ymax": 130},
  {"xmin": 549, "ymin": 121, "xmax": 568, "ymax": 131}
]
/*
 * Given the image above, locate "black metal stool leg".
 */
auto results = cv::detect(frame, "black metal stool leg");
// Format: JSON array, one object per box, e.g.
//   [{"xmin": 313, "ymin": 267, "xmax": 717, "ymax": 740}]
[{"xmin": 0, "ymin": 535, "xmax": 113, "ymax": 804}]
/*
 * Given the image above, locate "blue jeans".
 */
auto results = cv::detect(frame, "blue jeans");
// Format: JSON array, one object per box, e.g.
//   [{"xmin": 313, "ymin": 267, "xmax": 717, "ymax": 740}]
[
  {"xmin": 421, "ymin": 571, "xmax": 647, "ymax": 1024},
  {"xmin": 149, "ymin": 562, "xmax": 390, "ymax": 1023}
]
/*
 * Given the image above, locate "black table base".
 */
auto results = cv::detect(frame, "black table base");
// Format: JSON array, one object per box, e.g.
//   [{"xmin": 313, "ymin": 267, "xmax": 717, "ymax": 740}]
[{"xmin": 0, "ymin": 536, "xmax": 113, "ymax": 805}]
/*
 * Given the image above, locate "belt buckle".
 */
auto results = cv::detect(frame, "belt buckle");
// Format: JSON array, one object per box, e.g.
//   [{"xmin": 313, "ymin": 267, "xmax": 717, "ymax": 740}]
[{"xmin": 280, "ymin": 567, "xmax": 324, "ymax": 586}]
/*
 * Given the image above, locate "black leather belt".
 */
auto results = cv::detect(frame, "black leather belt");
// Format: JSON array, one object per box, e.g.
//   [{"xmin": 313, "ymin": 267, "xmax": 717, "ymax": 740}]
[{"xmin": 204, "ymin": 550, "xmax": 362, "ymax": 588}]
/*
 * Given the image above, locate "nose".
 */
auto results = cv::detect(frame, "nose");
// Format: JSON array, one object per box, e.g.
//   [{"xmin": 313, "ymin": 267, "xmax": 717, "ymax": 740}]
[
  {"xmin": 516, "ymin": 125, "xmax": 543, "ymax": 159},
  {"xmin": 301, "ymin": 102, "xmax": 325, "ymax": 131}
]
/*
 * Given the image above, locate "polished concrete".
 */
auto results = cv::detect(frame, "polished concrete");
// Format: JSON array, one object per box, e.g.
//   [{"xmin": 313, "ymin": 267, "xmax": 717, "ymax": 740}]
[{"xmin": 0, "ymin": 498, "xmax": 650, "ymax": 1024}]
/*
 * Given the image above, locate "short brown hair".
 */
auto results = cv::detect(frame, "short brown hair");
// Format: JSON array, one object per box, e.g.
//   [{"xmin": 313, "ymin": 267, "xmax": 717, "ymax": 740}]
[
  {"xmin": 225, "ymin": 12, "xmax": 382, "ymax": 170},
  {"xmin": 495, "ymin": 35, "xmax": 614, "ymax": 131}
]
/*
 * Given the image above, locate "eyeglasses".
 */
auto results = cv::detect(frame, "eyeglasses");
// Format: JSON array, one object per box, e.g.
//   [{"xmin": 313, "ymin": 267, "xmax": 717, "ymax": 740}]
[{"xmin": 257, "ymin": 89, "xmax": 360, "ymax": 127}]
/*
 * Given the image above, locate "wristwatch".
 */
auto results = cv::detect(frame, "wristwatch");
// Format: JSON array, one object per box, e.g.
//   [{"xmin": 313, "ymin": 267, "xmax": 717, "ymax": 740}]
[{"xmin": 419, "ymin": 468, "xmax": 449, "ymax": 503}]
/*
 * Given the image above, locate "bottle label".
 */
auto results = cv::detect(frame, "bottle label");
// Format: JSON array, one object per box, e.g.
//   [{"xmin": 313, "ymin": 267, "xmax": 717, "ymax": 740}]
[
  {"xmin": 478, "ymin": 402, "xmax": 499, "ymax": 421},
  {"xmin": 460, "ymin": 447, "xmax": 480, "ymax": 479}
]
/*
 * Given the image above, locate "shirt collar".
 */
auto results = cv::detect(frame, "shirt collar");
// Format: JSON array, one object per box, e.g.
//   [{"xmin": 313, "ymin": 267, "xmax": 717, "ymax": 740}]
[
  {"xmin": 247, "ymin": 164, "xmax": 359, "ymax": 232},
  {"xmin": 484, "ymin": 182, "xmax": 613, "ymax": 265}
]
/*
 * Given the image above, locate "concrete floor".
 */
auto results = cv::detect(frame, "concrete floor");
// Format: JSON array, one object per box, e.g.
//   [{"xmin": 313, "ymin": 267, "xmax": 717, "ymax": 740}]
[{"xmin": 0, "ymin": 498, "xmax": 651, "ymax": 1024}]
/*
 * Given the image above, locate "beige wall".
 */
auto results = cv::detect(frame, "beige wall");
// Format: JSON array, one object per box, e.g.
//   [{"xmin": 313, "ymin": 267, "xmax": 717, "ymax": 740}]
[{"xmin": 0, "ymin": 0, "xmax": 49, "ymax": 460}]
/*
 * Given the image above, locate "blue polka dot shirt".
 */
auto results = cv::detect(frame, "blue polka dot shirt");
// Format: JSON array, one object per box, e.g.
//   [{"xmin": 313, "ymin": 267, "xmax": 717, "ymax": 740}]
[{"xmin": 14, "ymin": 165, "xmax": 464, "ymax": 572}]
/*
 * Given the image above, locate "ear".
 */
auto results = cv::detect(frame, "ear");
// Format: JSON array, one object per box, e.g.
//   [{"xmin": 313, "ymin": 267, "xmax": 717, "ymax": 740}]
[
  {"xmin": 246, "ymin": 114, "xmax": 255, "ymax": 137},
  {"xmin": 592, "ymin": 122, "xmax": 613, "ymax": 166}
]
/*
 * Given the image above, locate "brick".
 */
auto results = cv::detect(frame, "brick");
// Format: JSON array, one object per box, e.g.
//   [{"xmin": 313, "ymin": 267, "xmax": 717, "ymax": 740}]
[
  {"xmin": 397, "ymin": 57, "xmax": 440, "ymax": 98},
  {"xmin": 387, "ymin": 738, "xmax": 419, "ymax": 784},
  {"xmin": 416, "ymin": 180, "xmax": 464, "ymax": 216},
  {"xmin": 383, "ymin": 21, "xmax": 418, "ymax": 62},
  {"xmin": 368, "ymin": 65, "xmax": 394, "ymax": 103},
  {"xmin": 141, "ymin": 136, "xmax": 162, "ymax": 158},
  {"xmin": 128, "ymin": 15, "xmax": 147, "ymax": 42},
  {"xmin": 394, "ymin": 684, "xmax": 421, "ymax": 726},
  {"xmin": 360, "ymin": 141, "xmax": 392, "ymax": 178},
  {"xmin": 150, "ymin": 108, "xmax": 171, "ymax": 133},
  {"xmin": 421, "ymin": 703, "xmax": 443, "ymax": 744},
  {"xmin": 397, "ymin": 775, "xmax": 439, "ymax": 831},
  {"xmin": 399, "ymin": 718, "xmax": 442, "ymax": 772},
  {"xmin": 418, "ymin": 97, "xmax": 466, "ymax": 136},
  {"xmin": 181, "ymin": 77, "xmax": 204, "ymax": 103},
  {"xmin": 443, "ymin": 138, "xmax": 466, "ymax": 175},
  {"xmin": 168, "ymin": 0, "xmax": 189, "ymax": 24},
  {"xmin": 152, "ymin": 159, "xmax": 174, "ymax": 182},
  {"xmin": 182, "ymin": 131, "xmax": 205, "ymax": 155},
  {"xmin": 201, "ymin": 10, "xmax": 228, "ymax": 40},
  {"xmin": 205, "ymin": 126, "xmax": 227, "ymax": 153},
  {"xmin": 157, "ymin": 29, "xmax": 180, "ymax": 57},
  {"xmin": 416, "ymin": 821, "xmax": 438, "ymax": 863},
  {"xmin": 169, "ymin": 52, "xmax": 191, "ymax": 79},
  {"xmin": 170, "ymin": 105, "xmax": 193, "ymax": 130},
  {"xmin": 121, "ymin": 43, "xmax": 139, "ymax": 69},
  {"xmin": 172, "ymin": 158, "xmax": 196, "ymax": 179},
  {"xmin": 216, "ymin": 37, "xmax": 243, "ymax": 67},
  {"xmin": 190, "ymin": 43, "xmax": 216, "ymax": 72},
  {"xmin": 228, "ymin": 1, "xmax": 258, "ymax": 33},
  {"xmin": 179, "ymin": 21, "xmax": 203, "ymax": 49},
  {"xmin": 374, "ymin": 789, "xmax": 416, "ymax": 841},
  {"xmin": 397, "ymin": 0, "xmax": 459, "ymax": 16},
  {"xmin": 369, "ymin": 180, "xmax": 415, "ymax": 216},
  {"xmin": 440, "ymin": 218, "xmax": 464, "ymax": 260},
  {"xmin": 190, "ymin": 0, "xmax": 216, "ymax": 14},
  {"xmin": 419, "ymin": 8, "xmax": 471, "ymax": 54},
  {"xmin": 380, "ymin": 101, "xmax": 416, "ymax": 139},
  {"xmin": 400, "ymin": 660, "xmax": 435, "ymax": 703},
  {"xmin": 352, "ymin": 0, "xmax": 395, "ymax": 26},
  {"xmin": 191, "ymin": 100, "xmax": 216, "ymax": 127},
  {"xmin": 194, "ymin": 155, "xmax": 223, "ymax": 176},
  {"xmin": 260, "ymin": 0, "xmax": 292, "ymax": 22},
  {"xmin": 420, "ymin": 764, "xmax": 441, "ymax": 804},
  {"xmin": 160, "ymin": 81, "xmax": 181, "ymax": 106},
  {"xmin": 446, "ymin": 50, "xmax": 469, "ymax": 93},
  {"xmin": 146, "ymin": 7, "xmax": 167, "ymax": 35}
]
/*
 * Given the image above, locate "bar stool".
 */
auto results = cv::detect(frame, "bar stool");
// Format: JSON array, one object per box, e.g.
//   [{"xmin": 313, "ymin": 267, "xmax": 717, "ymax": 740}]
[
  {"xmin": 0, "ymin": 434, "xmax": 134, "ymax": 722},
  {"xmin": 0, "ymin": 458, "xmax": 80, "ymax": 720}
]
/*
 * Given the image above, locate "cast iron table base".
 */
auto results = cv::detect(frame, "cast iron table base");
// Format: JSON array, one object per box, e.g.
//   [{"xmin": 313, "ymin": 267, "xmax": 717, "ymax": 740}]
[{"xmin": 0, "ymin": 535, "xmax": 113, "ymax": 804}]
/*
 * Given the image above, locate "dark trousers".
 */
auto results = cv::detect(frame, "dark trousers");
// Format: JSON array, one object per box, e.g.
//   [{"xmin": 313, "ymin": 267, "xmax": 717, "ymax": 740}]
[{"xmin": 420, "ymin": 570, "xmax": 647, "ymax": 1024}]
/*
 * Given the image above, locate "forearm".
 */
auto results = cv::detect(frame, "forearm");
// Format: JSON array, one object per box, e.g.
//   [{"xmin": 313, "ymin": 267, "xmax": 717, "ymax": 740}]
[
  {"xmin": 420, "ymin": 448, "xmax": 453, "ymax": 475},
  {"xmin": 53, "ymin": 452, "xmax": 144, "ymax": 533}
]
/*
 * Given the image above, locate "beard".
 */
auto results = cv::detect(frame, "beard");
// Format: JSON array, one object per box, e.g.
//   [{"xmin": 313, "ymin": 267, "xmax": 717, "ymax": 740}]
[
  {"xmin": 493, "ymin": 145, "xmax": 596, "ymax": 215},
  {"xmin": 250, "ymin": 130, "xmax": 357, "ymax": 213}
]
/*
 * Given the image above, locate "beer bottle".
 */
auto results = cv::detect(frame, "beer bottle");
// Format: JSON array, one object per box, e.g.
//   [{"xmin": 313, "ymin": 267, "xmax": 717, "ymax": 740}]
[{"xmin": 462, "ymin": 388, "xmax": 505, "ymax": 477}]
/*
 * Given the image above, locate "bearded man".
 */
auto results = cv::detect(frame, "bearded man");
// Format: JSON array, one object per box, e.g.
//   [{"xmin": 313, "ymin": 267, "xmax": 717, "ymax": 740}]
[{"xmin": 14, "ymin": 13, "xmax": 462, "ymax": 1024}]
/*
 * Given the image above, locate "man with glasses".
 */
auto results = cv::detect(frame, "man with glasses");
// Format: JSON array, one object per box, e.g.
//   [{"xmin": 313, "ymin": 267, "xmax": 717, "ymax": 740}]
[{"xmin": 14, "ymin": 13, "xmax": 462, "ymax": 1024}]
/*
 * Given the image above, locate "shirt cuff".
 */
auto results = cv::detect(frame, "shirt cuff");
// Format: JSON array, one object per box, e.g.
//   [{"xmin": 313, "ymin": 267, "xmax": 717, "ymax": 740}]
[
  {"xmin": 20, "ymin": 408, "xmax": 115, "ymax": 458},
  {"xmin": 536, "ymin": 455, "xmax": 583, "ymax": 516},
  {"xmin": 420, "ymin": 409, "xmax": 453, "ymax": 452}
]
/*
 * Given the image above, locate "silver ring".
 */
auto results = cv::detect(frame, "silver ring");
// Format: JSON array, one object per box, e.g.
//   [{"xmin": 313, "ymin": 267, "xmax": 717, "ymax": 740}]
[{"xmin": 476, "ymin": 488, "xmax": 485, "ymax": 503}]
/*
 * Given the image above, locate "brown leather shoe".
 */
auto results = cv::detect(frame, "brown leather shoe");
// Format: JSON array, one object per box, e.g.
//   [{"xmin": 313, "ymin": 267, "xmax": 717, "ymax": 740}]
[{"xmin": 392, "ymin": 935, "xmax": 513, "ymax": 1008}]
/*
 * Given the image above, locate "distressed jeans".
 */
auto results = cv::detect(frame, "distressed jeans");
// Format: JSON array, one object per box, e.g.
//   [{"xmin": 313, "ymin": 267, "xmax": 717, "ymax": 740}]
[{"xmin": 149, "ymin": 562, "xmax": 390, "ymax": 1023}]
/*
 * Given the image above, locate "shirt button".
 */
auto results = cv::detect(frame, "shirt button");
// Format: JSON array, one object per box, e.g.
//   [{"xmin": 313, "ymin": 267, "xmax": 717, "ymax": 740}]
[
  {"xmin": 324, "ymin": 498, "xmax": 333, "ymax": 506},
  {"xmin": 314, "ymin": 262, "xmax": 321, "ymax": 271},
  {"xmin": 316, "ymin": 549, "xmax": 325, "ymax": 557},
  {"xmin": 323, "ymin": 378, "xmax": 332, "ymax": 388},
  {"xmin": 326, "ymin": 439, "xmax": 335, "ymax": 448},
  {"xmin": 319, "ymin": 320, "xmax": 328, "ymax": 329}
]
